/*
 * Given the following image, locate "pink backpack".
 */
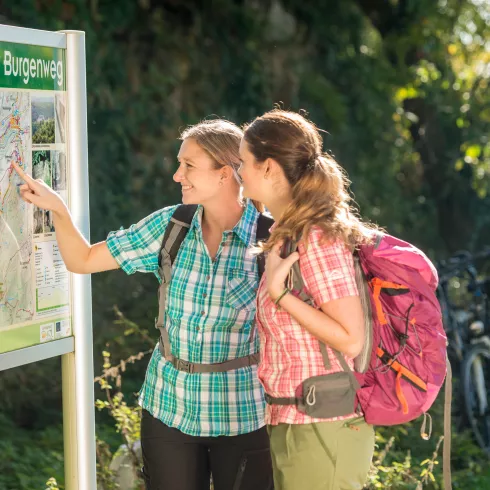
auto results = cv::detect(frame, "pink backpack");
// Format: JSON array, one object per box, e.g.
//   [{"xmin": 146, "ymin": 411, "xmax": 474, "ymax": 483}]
[
  {"xmin": 283, "ymin": 232, "xmax": 448, "ymax": 424},
  {"xmin": 354, "ymin": 234, "xmax": 451, "ymax": 490},
  {"xmin": 353, "ymin": 234, "xmax": 447, "ymax": 424},
  {"xmin": 276, "ymin": 232, "xmax": 452, "ymax": 488}
]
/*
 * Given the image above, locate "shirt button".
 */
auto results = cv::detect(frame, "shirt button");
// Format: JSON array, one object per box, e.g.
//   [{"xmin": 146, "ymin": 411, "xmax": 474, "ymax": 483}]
[
  {"xmin": 197, "ymin": 326, "xmax": 200, "ymax": 331},
  {"xmin": 206, "ymin": 275, "xmax": 210, "ymax": 281},
  {"xmin": 203, "ymin": 293, "xmax": 207, "ymax": 298},
  {"xmin": 201, "ymin": 310, "xmax": 205, "ymax": 316}
]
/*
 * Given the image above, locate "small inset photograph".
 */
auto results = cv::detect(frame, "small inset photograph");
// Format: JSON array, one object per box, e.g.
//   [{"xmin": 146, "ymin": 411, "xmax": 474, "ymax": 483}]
[
  {"xmin": 32, "ymin": 150, "xmax": 52, "ymax": 186},
  {"xmin": 54, "ymin": 319, "xmax": 71, "ymax": 339},
  {"xmin": 52, "ymin": 151, "xmax": 67, "ymax": 191},
  {"xmin": 40, "ymin": 322, "xmax": 54, "ymax": 343},
  {"xmin": 33, "ymin": 207, "xmax": 44, "ymax": 235},
  {"xmin": 54, "ymin": 92, "xmax": 66, "ymax": 144},
  {"xmin": 44, "ymin": 210, "xmax": 55, "ymax": 233},
  {"xmin": 32, "ymin": 94, "xmax": 55, "ymax": 144}
]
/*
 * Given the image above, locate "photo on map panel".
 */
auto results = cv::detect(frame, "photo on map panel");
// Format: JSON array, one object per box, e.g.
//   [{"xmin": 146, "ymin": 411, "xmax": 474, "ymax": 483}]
[
  {"xmin": 32, "ymin": 94, "xmax": 55, "ymax": 144},
  {"xmin": 52, "ymin": 151, "xmax": 66, "ymax": 191},
  {"xmin": 54, "ymin": 92, "xmax": 66, "ymax": 144},
  {"xmin": 32, "ymin": 150, "xmax": 52, "ymax": 186},
  {"xmin": 33, "ymin": 206, "xmax": 43, "ymax": 235},
  {"xmin": 44, "ymin": 210, "xmax": 55, "ymax": 233}
]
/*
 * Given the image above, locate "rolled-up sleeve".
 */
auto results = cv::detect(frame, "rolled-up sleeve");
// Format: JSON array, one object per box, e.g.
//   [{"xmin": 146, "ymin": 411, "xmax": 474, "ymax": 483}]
[
  {"xmin": 106, "ymin": 205, "xmax": 178, "ymax": 275},
  {"xmin": 299, "ymin": 228, "xmax": 358, "ymax": 306}
]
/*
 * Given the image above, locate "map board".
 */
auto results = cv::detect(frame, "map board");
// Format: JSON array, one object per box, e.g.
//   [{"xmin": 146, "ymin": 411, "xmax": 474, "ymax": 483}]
[
  {"xmin": 0, "ymin": 26, "xmax": 96, "ymax": 490},
  {"xmin": 0, "ymin": 41, "xmax": 72, "ymax": 354}
]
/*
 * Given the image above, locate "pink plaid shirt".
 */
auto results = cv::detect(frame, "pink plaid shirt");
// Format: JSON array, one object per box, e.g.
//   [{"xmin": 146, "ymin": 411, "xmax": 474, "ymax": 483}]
[{"xmin": 256, "ymin": 227, "xmax": 360, "ymax": 425}]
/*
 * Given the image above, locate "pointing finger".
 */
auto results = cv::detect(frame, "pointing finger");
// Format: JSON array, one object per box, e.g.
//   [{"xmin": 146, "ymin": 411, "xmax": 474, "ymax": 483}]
[{"xmin": 11, "ymin": 161, "xmax": 37, "ymax": 186}]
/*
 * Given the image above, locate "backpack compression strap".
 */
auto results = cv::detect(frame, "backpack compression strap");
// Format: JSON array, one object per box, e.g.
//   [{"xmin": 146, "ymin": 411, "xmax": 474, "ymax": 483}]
[{"xmin": 443, "ymin": 356, "xmax": 452, "ymax": 490}]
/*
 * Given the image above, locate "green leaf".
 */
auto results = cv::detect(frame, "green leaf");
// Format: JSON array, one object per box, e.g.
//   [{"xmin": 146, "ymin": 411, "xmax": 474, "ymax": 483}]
[{"xmin": 466, "ymin": 145, "xmax": 482, "ymax": 159}]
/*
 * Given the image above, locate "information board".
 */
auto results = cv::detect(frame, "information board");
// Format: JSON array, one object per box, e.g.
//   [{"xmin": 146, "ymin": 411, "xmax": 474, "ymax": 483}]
[{"xmin": 0, "ymin": 40, "xmax": 72, "ymax": 354}]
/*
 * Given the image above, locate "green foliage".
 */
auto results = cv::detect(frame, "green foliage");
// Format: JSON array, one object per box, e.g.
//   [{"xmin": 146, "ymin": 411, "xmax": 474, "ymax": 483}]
[
  {"xmin": 32, "ymin": 118, "xmax": 55, "ymax": 144},
  {"xmin": 0, "ymin": 412, "xmax": 64, "ymax": 490},
  {"xmin": 45, "ymin": 477, "xmax": 60, "ymax": 490}
]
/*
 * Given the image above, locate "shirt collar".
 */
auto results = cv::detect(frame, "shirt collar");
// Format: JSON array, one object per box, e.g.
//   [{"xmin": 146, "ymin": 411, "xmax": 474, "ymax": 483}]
[
  {"xmin": 190, "ymin": 200, "xmax": 259, "ymax": 246},
  {"xmin": 233, "ymin": 200, "xmax": 259, "ymax": 245}
]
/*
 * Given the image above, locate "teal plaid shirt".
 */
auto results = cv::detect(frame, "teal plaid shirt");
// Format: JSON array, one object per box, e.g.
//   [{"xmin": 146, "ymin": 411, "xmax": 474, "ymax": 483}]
[{"xmin": 106, "ymin": 200, "xmax": 266, "ymax": 436}]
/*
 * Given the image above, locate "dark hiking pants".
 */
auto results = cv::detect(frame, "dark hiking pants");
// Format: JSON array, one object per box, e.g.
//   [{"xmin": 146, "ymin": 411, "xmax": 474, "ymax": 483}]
[{"xmin": 141, "ymin": 409, "xmax": 273, "ymax": 490}]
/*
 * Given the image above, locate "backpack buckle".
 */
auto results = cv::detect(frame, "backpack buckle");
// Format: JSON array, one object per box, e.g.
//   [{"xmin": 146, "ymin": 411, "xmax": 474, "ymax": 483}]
[{"xmin": 176, "ymin": 359, "xmax": 193, "ymax": 373}]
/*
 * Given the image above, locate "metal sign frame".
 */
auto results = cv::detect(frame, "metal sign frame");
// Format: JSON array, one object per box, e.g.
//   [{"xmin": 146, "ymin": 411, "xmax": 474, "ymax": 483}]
[{"xmin": 0, "ymin": 25, "xmax": 95, "ymax": 490}]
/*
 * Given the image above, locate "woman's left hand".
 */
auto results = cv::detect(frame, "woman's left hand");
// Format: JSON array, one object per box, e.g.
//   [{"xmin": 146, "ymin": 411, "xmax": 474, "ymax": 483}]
[{"xmin": 266, "ymin": 241, "xmax": 300, "ymax": 300}]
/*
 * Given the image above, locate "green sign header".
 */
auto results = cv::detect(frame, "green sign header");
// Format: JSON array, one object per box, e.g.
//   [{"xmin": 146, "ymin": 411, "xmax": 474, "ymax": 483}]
[{"xmin": 0, "ymin": 41, "xmax": 65, "ymax": 90}]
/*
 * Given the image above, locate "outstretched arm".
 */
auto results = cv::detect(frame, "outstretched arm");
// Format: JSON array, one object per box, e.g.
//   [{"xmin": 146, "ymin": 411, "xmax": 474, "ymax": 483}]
[{"xmin": 12, "ymin": 161, "xmax": 118, "ymax": 274}]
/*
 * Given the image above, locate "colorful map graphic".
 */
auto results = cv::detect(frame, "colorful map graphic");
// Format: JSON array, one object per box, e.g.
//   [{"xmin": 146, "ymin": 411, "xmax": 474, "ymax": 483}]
[{"xmin": 0, "ymin": 91, "xmax": 33, "ymax": 328}]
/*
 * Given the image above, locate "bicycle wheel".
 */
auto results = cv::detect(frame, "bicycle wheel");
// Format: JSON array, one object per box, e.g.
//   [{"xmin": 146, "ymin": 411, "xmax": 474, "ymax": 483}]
[{"xmin": 462, "ymin": 343, "xmax": 490, "ymax": 454}]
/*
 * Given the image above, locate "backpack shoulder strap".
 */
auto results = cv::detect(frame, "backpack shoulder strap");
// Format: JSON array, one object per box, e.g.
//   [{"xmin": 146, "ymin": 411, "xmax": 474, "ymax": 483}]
[
  {"xmin": 158, "ymin": 204, "xmax": 198, "ymax": 269},
  {"xmin": 256, "ymin": 213, "xmax": 274, "ymax": 280},
  {"xmin": 156, "ymin": 204, "xmax": 198, "ymax": 335}
]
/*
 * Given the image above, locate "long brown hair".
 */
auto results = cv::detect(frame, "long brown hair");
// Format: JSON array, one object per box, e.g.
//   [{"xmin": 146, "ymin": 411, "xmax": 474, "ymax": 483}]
[
  {"xmin": 243, "ymin": 110, "xmax": 376, "ymax": 251},
  {"xmin": 180, "ymin": 119, "xmax": 264, "ymax": 212}
]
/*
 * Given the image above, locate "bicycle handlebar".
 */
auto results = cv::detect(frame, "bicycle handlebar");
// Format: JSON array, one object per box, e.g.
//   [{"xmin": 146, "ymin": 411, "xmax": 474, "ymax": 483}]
[{"xmin": 437, "ymin": 247, "xmax": 490, "ymax": 284}]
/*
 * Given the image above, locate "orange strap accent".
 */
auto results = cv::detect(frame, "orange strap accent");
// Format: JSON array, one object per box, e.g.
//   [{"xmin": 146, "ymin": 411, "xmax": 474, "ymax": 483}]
[
  {"xmin": 371, "ymin": 281, "xmax": 387, "ymax": 325},
  {"xmin": 370, "ymin": 277, "xmax": 409, "ymax": 291},
  {"xmin": 369, "ymin": 278, "xmax": 409, "ymax": 326},
  {"xmin": 396, "ymin": 370, "xmax": 409, "ymax": 414},
  {"xmin": 376, "ymin": 347, "xmax": 427, "ymax": 392}
]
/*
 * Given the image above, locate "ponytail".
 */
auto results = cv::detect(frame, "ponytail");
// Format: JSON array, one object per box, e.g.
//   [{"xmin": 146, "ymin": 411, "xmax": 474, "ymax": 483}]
[{"xmin": 262, "ymin": 155, "xmax": 375, "ymax": 253}]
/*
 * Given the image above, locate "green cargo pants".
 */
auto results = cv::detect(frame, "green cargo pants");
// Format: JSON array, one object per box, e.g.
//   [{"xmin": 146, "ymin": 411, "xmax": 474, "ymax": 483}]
[{"xmin": 268, "ymin": 417, "xmax": 374, "ymax": 490}]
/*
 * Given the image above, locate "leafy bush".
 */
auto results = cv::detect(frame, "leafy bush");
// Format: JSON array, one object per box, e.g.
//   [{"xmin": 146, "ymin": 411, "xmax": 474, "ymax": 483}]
[{"xmin": 33, "ymin": 118, "xmax": 55, "ymax": 144}]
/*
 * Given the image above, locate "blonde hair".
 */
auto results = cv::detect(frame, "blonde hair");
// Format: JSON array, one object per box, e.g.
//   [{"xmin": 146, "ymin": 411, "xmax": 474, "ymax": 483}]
[
  {"xmin": 180, "ymin": 119, "xmax": 264, "ymax": 212},
  {"xmin": 243, "ymin": 110, "xmax": 377, "ymax": 251}
]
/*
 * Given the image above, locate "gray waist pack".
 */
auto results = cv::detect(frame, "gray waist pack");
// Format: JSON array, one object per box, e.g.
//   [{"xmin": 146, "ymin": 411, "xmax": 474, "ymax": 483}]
[{"xmin": 265, "ymin": 345, "xmax": 360, "ymax": 418}]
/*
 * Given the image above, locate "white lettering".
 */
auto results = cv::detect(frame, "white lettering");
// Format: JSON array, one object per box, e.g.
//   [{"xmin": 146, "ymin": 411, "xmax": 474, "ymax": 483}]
[
  {"xmin": 3, "ymin": 50, "xmax": 63, "ymax": 86},
  {"xmin": 4, "ymin": 50, "xmax": 11, "ymax": 75},
  {"xmin": 43, "ymin": 60, "xmax": 50, "ymax": 77},
  {"xmin": 56, "ymin": 60, "xmax": 63, "ymax": 87},
  {"xmin": 22, "ymin": 57, "xmax": 29, "ymax": 84},
  {"xmin": 12, "ymin": 56, "xmax": 19, "ymax": 76},
  {"xmin": 30, "ymin": 58, "xmax": 36, "ymax": 79}
]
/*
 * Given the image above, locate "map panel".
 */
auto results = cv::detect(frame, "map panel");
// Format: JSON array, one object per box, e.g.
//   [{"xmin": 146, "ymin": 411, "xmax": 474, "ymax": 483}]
[
  {"xmin": 0, "ymin": 91, "xmax": 33, "ymax": 328},
  {"xmin": 0, "ymin": 40, "xmax": 71, "ymax": 354}
]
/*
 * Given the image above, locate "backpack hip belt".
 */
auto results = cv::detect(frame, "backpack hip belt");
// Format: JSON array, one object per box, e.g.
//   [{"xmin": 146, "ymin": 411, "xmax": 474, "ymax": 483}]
[{"xmin": 157, "ymin": 324, "xmax": 260, "ymax": 373}]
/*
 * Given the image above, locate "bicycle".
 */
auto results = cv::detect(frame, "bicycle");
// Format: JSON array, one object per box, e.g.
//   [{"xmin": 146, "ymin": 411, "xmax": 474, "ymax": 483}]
[{"xmin": 436, "ymin": 248, "xmax": 490, "ymax": 453}]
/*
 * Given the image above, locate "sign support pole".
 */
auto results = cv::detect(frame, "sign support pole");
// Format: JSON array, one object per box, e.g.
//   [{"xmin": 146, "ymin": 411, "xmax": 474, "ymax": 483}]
[{"xmin": 60, "ymin": 30, "xmax": 96, "ymax": 490}]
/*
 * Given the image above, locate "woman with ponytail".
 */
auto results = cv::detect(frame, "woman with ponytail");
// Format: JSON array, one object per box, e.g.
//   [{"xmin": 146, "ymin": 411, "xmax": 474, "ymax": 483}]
[{"xmin": 238, "ymin": 110, "xmax": 376, "ymax": 489}]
